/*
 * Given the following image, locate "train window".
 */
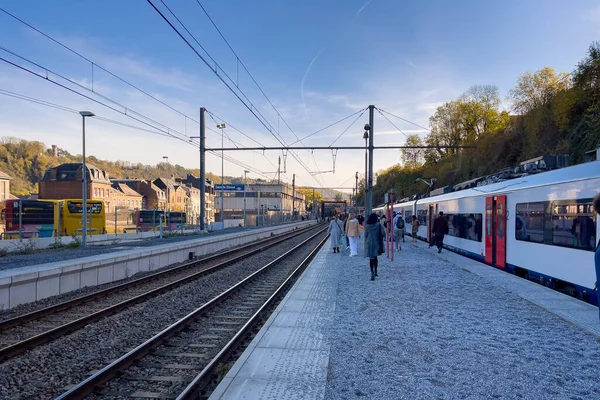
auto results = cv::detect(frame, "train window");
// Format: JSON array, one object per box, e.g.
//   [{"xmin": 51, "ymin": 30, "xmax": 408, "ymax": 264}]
[
  {"xmin": 486, "ymin": 204, "xmax": 491, "ymax": 236},
  {"xmin": 551, "ymin": 200, "xmax": 596, "ymax": 251},
  {"xmin": 446, "ymin": 213, "xmax": 483, "ymax": 242},
  {"xmin": 405, "ymin": 210, "xmax": 413, "ymax": 221},
  {"xmin": 515, "ymin": 202, "xmax": 546, "ymax": 244},
  {"xmin": 417, "ymin": 209, "xmax": 427, "ymax": 226},
  {"xmin": 497, "ymin": 203, "xmax": 504, "ymax": 239}
]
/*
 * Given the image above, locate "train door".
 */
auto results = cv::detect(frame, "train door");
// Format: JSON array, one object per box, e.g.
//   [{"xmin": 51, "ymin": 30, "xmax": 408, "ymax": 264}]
[
  {"xmin": 484, "ymin": 196, "xmax": 507, "ymax": 268},
  {"xmin": 427, "ymin": 204, "xmax": 437, "ymax": 244}
]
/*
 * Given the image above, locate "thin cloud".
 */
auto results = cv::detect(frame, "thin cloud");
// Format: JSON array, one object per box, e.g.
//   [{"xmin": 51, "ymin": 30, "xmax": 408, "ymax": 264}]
[
  {"xmin": 355, "ymin": 0, "xmax": 374, "ymax": 18},
  {"xmin": 300, "ymin": 52, "xmax": 321, "ymax": 118}
]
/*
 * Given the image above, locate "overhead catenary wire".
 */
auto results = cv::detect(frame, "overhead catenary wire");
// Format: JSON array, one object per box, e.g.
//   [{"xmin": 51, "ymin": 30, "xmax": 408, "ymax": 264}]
[
  {"xmin": 147, "ymin": 0, "xmax": 327, "ymax": 189},
  {"xmin": 329, "ymin": 108, "xmax": 368, "ymax": 147},
  {"xmin": 376, "ymin": 108, "xmax": 411, "ymax": 141},
  {"xmin": 0, "ymin": 6, "xmax": 202, "ymax": 127},
  {"xmin": 376, "ymin": 107, "xmax": 431, "ymax": 132}
]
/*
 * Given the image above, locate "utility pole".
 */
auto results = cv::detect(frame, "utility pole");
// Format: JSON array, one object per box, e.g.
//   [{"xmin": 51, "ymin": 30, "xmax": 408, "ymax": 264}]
[
  {"xmin": 277, "ymin": 156, "xmax": 281, "ymax": 184},
  {"xmin": 366, "ymin": 104, "xmax": 375, "ymax": 216},
  {"xmin": 355, "ymin": 171, "xmax": 358, "ymax": 208},
  {"xmin": 312, "ymin": 188, "xmax": 315, "ymax": 219},
  {"xmin": 292, "ymin": 174, "xmax": 295, "ymax": 222},
  {"xmin": 199, "ymin": 107, "xmax": 206, "ymax": 231}
]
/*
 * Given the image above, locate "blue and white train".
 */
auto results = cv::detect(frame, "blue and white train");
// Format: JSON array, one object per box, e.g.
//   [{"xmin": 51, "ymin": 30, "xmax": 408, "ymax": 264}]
[{"xmin": 374, "ymin": 161, "xmax": 600, "ymax": 305}]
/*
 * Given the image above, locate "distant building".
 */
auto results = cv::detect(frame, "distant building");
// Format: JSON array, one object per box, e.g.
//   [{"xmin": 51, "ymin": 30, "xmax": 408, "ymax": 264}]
[
  {"xmin": 153, "ymin": 178, "xmax": 187, "ymax": 212},
  {"xmin": 111, "ymin": 179, "xmax": 166, "ymax": 211},
  {"xmin": 39, "ymin": 163, "xmax": 112, "ymax": 203},
  {"xmin": 216, "ymin": 183, "xmax": 305, "ymax": 222},
  {"xmin": 110, "ymin": 182, "xmax": 144, "ymax": 212},
  {"xmin": 0, "ymin": 169, "xmax": 12, "ymax": 201},
  {"xmin": 178, "ymin": 174, "xmax": 215, "ymax": 224}
]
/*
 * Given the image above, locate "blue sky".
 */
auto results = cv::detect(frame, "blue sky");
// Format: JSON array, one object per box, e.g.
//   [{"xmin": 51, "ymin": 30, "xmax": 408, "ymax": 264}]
[{"xmin": 0, "ymin": 0, "xmax": 598, "ymax": 193}]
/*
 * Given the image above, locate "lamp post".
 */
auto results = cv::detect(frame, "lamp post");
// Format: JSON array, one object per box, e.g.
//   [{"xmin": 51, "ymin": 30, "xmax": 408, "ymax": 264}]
[
  {"xmin": 415, "ymin": 177, "xmax": 436, "ymax": 196},
  {"xmin": 216, "ymin": 123, "xmax": 226, "ymax": 224},
  {"xmin": 363, "ymin": 129, "xmax": 369, "ymax": 213},
  {"xmin": 243, "ymin": 170, "xmax": 249, "ymax": 228},
  {"xmin": 79, "ymin": 111, "xmax": 94, "ymax": 247}
]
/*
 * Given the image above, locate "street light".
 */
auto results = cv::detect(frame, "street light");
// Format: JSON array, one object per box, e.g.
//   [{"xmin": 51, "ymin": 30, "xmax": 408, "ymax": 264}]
[
  {"xmin": 216, "ymin": 123, "xmax": 226, "ymax": 224},
  {"xmin": 79, "ymin": 111, "xmax": 94, "ymax": 247},
  {"xmin": 243, "ymin": 170, "xmax": 249, "ymax": 228}
]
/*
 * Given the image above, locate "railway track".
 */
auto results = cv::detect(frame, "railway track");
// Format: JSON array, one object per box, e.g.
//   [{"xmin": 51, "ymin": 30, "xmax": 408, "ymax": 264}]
[
  {"xmin": 0, "ymin": 223, "xmax": 321, "ymax": 362},
  {"xmin": 56, "ymin": 226, "xmax": 328, "ymax": 400}
]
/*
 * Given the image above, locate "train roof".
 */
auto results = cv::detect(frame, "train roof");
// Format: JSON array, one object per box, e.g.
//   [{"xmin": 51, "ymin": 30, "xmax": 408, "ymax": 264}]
[{"xmin": 416, "ymin": 160, "xmax": 600, "ymax": 204}]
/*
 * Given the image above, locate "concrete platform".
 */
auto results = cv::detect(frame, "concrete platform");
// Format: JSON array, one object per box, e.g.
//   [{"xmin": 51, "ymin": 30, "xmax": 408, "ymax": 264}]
[
  {"xmin": 0, "ymin": 221, "xmax": 316, "ymax": 310},
  {"xmin": 210, "ymin": 237, "xmax": 600, "ymax": 400}
]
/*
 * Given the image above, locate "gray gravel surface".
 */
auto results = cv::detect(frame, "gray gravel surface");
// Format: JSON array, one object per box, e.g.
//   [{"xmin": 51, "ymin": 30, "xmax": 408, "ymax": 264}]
[
  {"xmin": 0, "ymin": 224, "xmax": 284, "ymax": 272},
  {"xmin": 0, "ymin": 226, "xmax": 325, "ymax": 400},
  {"xmin": 324, "ymin": 242, "xmax": 600, "ymax": 400},
  {"xmin": 94, "ymin": 232, "xmax": 326, "ymax": 399}
]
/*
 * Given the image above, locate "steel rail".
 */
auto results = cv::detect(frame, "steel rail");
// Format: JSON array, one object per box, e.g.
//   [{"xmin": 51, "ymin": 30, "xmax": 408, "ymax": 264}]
[
  {"xmin": 178, "ymin": 232, "xmax": 329, "ymax": 399},
  {"xmin": 55, "ymin": 226, "xmax": 328, "ymax": 400},
  {"xmin": 0, "ymin": 223, "xmax": 320, "ymax": 362}
]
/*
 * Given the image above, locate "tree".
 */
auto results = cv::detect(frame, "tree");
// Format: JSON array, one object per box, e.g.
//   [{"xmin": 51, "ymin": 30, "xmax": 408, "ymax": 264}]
[
  {"xmin": 401, "ymin": 134, "xmax": 425, "ymax": 168},
  {"xmin": 297, "ymin": 188, "xmax": 323, "ymax": 210},
  {"xmin": 508, "ymin": 66, "xmax": 570, "ymax": 114}
]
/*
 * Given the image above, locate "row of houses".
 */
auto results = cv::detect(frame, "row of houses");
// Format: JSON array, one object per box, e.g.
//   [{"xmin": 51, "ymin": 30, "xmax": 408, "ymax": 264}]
[
  {"xmin": 38, "ymin": 163, "xmax": 215, "ymax": 224},
  {"xmin": 35, "ymin": 163, "xmax": 307, "ymax": 225}
]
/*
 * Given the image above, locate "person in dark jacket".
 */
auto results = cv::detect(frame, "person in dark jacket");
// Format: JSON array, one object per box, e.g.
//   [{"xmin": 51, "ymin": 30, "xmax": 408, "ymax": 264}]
[
  {"xmin": 593, "ymin": 193, "xmax": 600, "ymax": 321},
  {"xmin": 432, "ymin": 211, "xmax": 449, "ymax": 253},
  {"xmin": 365, "ymin": 213, "xmax": 385, "ymax": 281}
]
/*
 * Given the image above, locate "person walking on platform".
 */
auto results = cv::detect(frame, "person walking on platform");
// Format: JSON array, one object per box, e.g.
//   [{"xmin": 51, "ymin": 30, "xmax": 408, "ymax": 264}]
[
  {"xmin": 593, "ymin": 193, "xmax": 600, "ymax": 321},
  {"xmin": 345, "ymin": 213, "xmax": 360, "ymax": 256},
  {"xmin": 365, "ymin": 213, "xmax": 385, "ymax": 281},
  {"xmin": 432, "ymin": 211, "xmax": 449, "ymax": 253},
  {"xmin": 411, "ymin": 215, "xmax": 420, "ymax": 242},
  {"xmin": 328, "ymin": 215, "xmax": 344, "ymax": 253},
  {"xmin": 342, "ymin": 214, "xmax": 350, "ymax": 251},
  {"xmin": 393, "ymin": 212, "xmax": 405, "ymax": 250}
]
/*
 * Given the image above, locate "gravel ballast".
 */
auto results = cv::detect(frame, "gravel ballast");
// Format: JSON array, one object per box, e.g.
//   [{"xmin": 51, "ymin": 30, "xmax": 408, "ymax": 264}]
[
  {"xmin": 323, "ymin": 242, "xmax": 600, "ymax": 399},
  {"xmin": 0, "ymin": 227, "xmax": 324, "ymax": 399}
]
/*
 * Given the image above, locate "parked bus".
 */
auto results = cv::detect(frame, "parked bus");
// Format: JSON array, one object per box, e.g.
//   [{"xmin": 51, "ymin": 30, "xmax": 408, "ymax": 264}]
[
  {"xmin": 137, "ymin": 210, "xmax": 165, "ymax": 231},
  {"xmin": 2, "ymin": 199, "xmax": 106, "ymax": 238},
  {"xmin": 166, "ymin": 211, "xmax": 186, "ymax": 230},
  {"xmin": 61, "ymin": 199, "xmax": 106, "ymax": 236},
  {"xmin": 2, "ymin": 199, "xmax": 59, "ymax": 238}
]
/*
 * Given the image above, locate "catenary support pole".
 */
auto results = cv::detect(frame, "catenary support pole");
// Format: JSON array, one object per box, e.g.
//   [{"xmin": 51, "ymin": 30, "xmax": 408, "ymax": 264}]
[
  {"xmin": 366, "ymin": 104, "xmax": 375, "ymax": 217},
  {"xmin": 292, "ymin": 174, "xmax": 295, "ymax": 222},
  {"xmin": 200, "ymin": 107, "xmax": 206, "ymax": 231}
]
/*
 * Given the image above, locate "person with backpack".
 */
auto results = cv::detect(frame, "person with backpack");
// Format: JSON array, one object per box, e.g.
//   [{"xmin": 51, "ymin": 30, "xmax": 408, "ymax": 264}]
[
  {"xmin": 411, "ymin": 215, "xmax": 420, "ymax": 242},
  {"xmin": 393, "ymin": 212, "xmax": 405, "ymax": 250}
]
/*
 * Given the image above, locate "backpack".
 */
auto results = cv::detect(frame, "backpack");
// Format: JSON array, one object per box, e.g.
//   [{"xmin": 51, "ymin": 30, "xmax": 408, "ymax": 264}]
[{"xmin": 396, "ymin": 217, "xmax": 404, "ymax": 230}]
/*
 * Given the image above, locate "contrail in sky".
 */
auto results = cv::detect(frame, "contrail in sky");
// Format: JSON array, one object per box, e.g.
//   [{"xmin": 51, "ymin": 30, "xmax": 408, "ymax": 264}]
[{"xmin": 300, "ymin": 0, "xmax": 375, "ymax": 117}]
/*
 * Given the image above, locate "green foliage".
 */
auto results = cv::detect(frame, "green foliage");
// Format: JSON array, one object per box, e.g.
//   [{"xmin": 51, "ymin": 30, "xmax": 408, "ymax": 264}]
[
  {"xmin": 370, "ymin": 42, "xmax": 600, "ymax": 206},
  {"xmin": 0, "ymin": 138, "xmax": 245, "ymax": 196}
]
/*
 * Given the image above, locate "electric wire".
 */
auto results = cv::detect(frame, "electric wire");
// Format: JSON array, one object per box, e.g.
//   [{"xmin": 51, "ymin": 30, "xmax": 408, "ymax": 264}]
[
  {"xmin": 376, "ymin": 108, "xmax": 410, "ymax": 141},
  {"xmin": 329, "ymin": 108, "xmax": 367, "ymax": 147},
  {"xmin": 290, "ymin": 108, "xmax": 368, "ymax": 145},
  {"xmin": 147, "ymin": 0, "xmax": 326, "ymax": 188},
  {"xmin": 376, "ymin": 107, "xmax": 431, "ymax": 132},
  {"xmin": 0, "ymin": 6, "xmax": 202, "ymax": 126}
]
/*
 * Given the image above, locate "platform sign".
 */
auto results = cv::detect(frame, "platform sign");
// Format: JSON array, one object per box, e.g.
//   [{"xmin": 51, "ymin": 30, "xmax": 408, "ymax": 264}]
[{"xmin": 214, "ymin": 184, "xmax": 245, "ymax": 191}]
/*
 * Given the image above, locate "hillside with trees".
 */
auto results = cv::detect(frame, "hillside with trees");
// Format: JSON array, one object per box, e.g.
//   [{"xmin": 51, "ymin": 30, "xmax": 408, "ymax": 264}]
[
  {"xmin": 0, "ymin": 138, "xmax": 255, "ymax": 196},
  {"xmin": 360, "ymin": 41, "xmax": 600, "ymax": 205}
]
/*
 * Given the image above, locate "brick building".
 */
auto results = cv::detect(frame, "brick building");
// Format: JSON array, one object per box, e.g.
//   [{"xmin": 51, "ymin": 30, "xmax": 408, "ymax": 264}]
[
  {"xmin": 39, "ymin": 163, "xmax": 112, "ymax": 202},
  {"xmin": 180, "ymin": 174, "xmax": 215, "ymax": 223},
  {"xmin": 153, "ymin": 178, "xmax": 187, "ymax": 212},
  {"xmin": 111, "ymin": 182, "xmax": 144, "ymax": 211},
  {"xmin": 111, "ymin": 179, "xmax": 166, "ymax": 210}
]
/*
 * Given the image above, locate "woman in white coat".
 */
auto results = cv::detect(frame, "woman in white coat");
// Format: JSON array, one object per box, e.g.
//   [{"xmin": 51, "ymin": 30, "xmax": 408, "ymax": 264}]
[
  {"xmin": 328, "ymin": 215, "xmax": 344, "ymax": 253},
  {"xmin": 345, "ymin": 213, "xmax": 360, "ymax": 256}
]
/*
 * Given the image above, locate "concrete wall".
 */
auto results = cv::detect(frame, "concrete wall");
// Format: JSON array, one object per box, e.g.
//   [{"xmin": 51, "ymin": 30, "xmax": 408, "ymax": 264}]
[{"xmin": 0, "ymin": 221, "xmax": 317, "ymax": 310}]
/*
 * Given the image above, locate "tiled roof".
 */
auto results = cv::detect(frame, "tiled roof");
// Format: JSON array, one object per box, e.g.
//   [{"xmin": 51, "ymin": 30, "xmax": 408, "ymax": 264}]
[{"xmin": 0, "ymin": 169, "xmax": 12, "ymax": 180}]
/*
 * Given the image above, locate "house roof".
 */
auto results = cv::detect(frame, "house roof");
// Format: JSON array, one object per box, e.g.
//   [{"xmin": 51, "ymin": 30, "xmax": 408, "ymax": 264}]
[
  {"xmin": 0, "ymin": 169, "xmax": 12, "ymax": 180},
  {"xmin": 112, "ymin": 182, "xmax": 143, "ymax": 197}
]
